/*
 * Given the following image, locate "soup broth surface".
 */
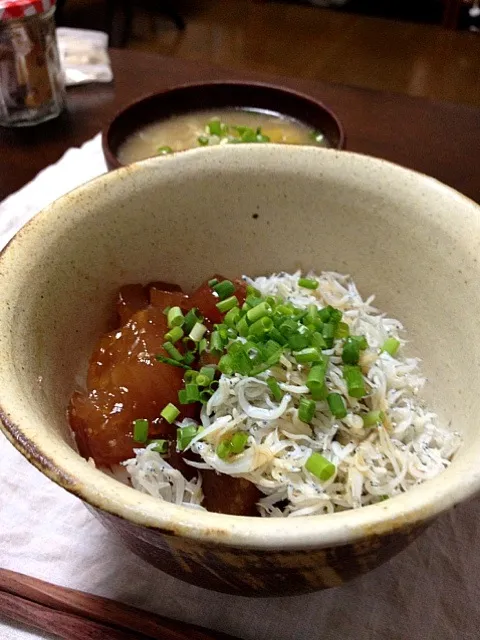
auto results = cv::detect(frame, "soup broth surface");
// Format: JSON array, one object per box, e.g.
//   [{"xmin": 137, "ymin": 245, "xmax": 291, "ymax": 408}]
[{"xmin": 118, "ymin": 108, "xmax": 329, "ymax": 163}]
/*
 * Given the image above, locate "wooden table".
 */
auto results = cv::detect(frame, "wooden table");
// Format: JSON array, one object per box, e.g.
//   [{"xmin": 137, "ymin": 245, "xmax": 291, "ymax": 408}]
[{"xmin": 1, "ymin": 48, "xmax": 480, "ymax": 203}]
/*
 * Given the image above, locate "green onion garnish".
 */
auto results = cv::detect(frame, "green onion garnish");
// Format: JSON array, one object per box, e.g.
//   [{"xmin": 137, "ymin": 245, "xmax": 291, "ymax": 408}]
[
  {"xmin": 218, "ymin": 354, "xmax": 233, "ymax": 375},
  {"xmin": 207, "ymin": 119, "xmax": 223, "ymax": 136},
  {"xmin": 298, "ymin": 397, "xmax": 316, "ymax": 423},
  {"xmin": 213, "ymin": 279, "xmax": 235, "ymax": 299},
  {"xmin": 148, "ymin": 439, "xmax": 168, "ymax": 453},
  {"xmin": 351, "ymin": 335, "xmax": 368, "ymax": 350},
  {"xmin": 322, "ymin": 322, "xmax": 336, "ymax": 348},
  {"xmin": 210, "ymin": 330, "xmax": 224, "ymax": 353},
  {"xmin": 335, "ymin": 322, "xmax": 350, "ymax": 339},
  {"xmin": 164, "ymin": 326, "xmax": 184, "ymax": 343},
  {"xmin": 293, "ymin": 347, "xmax": 320, "ymax": 363},
  {"xmin": 183, "ymin": 308, "xmax": 201, "ymax": 334},
  {"xmin": 230, "ymin": 431, "xmax": 249, "ymax": 454},
  {"xmin": 249, "ymin": 316, "xmax": 273, "ymax": 337},
  {"xmin": 298, "ymin": 277, "xmax": 319, "ymax": 290},
  {"xmin": 155, "ymin": 354, "xmax": 190, "ymax": 369},
  {"xmin": 198, "ymin": 135, "xmax": 209, "ymax": 146},
  {"xmin": 342, "ymin": 337, "xmax": 360, "ymax": 365},
  {"xmin": 267, "ymin": 376, "xmax": 283, "ymax": 401},
  {"xmin": 157, "ymin": 146, "xmax": 173, "ymax": 155},
  {"xmin": 246, "ymin": 301, "xmax": 270, "ymax": 324},
  {"xmin": 288, "ymin": 333, "xmax": 310, "ymax": 351},
  {"xmin": 307, "ymin": 360, "xmax": 328, "ymax": 395},
  {"xmin": 382, "ymin": 337, "xmax": 400, "ymax": 356},
  {"xmin": 208, "ymin": 278, "xmax": 219, "ymax": 287},
  {"xmin": 177, "ymin": 424, "xmax": 198, "ymax": 450},
  {"xmin": 362, "ymin": 410, "xmax": 385, "ymax": 427},
  {"xmin": 167, "ymin": 306, "xmax": 184, "ymax": 328},
  {"xmin": 133, "ymin": 418, "xmax": 149, "ymax": 443},
  {"xmin": 216, "ymin": 295, "xmax": 239, "ymax": 314},
  {"xmin": 224, "ymin": 306, "xmax": 241, "ymax": 328},
  {"xmin": 305, "ymin": 452, "xmax": 336, "ymax": 481},
  {"xmin": 161, "ymin": 403, "xmax": 180, "ymax": 423},
  {"xmin": 343, "ymin": 365, "xmax": 366, "ymax": 398},
  {"xmin": 216, "ymin": 440, "xmax": 231, "ymax": 459},
  {"xmin": 185, "ymin": 383, "xmax": 200, "ymax": 403},
  {"xmin": 189, "ymin": 322, "xmax": 207, "ymax": 342},
  {"xmin": 327, "ymin": 393, "xmax": 347, "ymax": 419},
  {"xmin": 163, "ymin": 341, "xmax": 183, "ymax": 361}
]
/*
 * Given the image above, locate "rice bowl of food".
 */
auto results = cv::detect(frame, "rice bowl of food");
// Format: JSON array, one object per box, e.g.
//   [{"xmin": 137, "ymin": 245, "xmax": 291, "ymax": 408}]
[{"xmin": 0, "ymin": 144, "xmax": 479, "ymax": 596}]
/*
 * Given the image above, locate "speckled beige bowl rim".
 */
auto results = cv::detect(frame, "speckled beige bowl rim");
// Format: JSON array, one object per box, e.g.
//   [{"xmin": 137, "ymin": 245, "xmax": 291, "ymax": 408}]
[{"xmin": 1, "ymin": 145, "xmax": 480, "ymax": 550}]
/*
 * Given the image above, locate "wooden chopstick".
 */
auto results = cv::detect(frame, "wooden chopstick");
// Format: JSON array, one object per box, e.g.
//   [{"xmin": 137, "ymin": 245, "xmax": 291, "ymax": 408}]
[{"xmin": 0, "ymin": 568, "xmax": 239, "ymax": 640}]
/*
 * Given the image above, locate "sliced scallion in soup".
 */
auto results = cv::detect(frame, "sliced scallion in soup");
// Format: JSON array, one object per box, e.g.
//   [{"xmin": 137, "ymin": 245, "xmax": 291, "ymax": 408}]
[{"xmin": 117, "ymin": 108, "xmax": 329, "ymax": 164}]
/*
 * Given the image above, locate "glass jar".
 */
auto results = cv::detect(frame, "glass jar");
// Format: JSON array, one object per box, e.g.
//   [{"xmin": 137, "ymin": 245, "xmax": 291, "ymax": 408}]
[{"xmin": 0, "ymin": 0, "xmax": 65, "ymax": 127}]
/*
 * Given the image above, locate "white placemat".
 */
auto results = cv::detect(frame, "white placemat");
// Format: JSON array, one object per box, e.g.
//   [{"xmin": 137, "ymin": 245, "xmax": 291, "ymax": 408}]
[{"xmin": 1, "ymin": 137, "xmax": 480, "ymax": 640}]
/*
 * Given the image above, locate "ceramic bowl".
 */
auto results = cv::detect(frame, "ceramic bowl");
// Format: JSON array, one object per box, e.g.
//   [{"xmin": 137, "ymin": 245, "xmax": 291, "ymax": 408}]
[
  {"xmin": 1, "ymin": 145, "xmax": 479, "ymax": 597},
  {"xmin": 102, "ymin": 81, "xmax": 345, "ymax": 169}
]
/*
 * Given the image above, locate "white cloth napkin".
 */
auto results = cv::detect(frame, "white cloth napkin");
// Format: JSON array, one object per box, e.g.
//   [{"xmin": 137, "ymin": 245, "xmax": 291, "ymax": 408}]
[{"xmin": 1, "ymin": 137, "xmax": 480, "ymax": 640}]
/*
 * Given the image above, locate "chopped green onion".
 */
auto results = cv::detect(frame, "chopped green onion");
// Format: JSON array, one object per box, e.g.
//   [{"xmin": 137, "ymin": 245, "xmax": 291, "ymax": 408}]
[
  {"xmin": 311, "ymin": 331, "xmax": 327, "ymax": 350},
  {"xmin": 177, "ymin": 424, "xmax": 198, "ymax": 450},
  {"xmin": 351, "ymin": 335, "xmax": 368, "ymax": 350},
  {"xmin": 185, "ymin": 383, "xmax": 200, "ymax": 403},
  {"xmin": 342, "ymin": 337, "xmax": 360, "ymax": 365},
  {"xmin": 268, "ymin": 327, "xmax": 288, "ymax": 346},
  {"xmin": 249, "ymin": 316, "xmax": 273, "ymax": 337},
  {"xmin": 335, "ymin": 322, "xmax": 350, "ymax": 339},
  {"xmin": 157, "ymin": 146, "xmax": 173, "ymax": 155},
  {"xmin": 216, "ymin": 295, "xmax": 239, "ymax": 313},
  {"xmin": 183, "ymin": 308, "xmax": 201, "ymax": 334},
  {"xmin": 256, "ymin": 133, "xmax": 270, "ymax": 142},
  {"xmin": 305, "ymin": 304, "xmax": 318, "ymax": 324},
  {"xmin": 224, "ymin": 306, "xmax": 241, "ymax": 328},
  {"xmin": 183, "ymin": 351, "xmax": 195, "ymax": 366},
  {"xmin": 229, "ymin": 431, "xmax": 249, "ymax": 454},
  {"xmin": 155, "ymin": 354, "xmax": 190, "ymax": 369},
  {"xmin": 199, "ymin": 389, "xmax": 212, "ymax": 403},
  {"xmin": 216, "ymin": 440, "xmax": 231, "ymax": 459},
  {"xmin": 133, "ymin": 418, "xmax": 149, "ymax": 443},
  {"xmin": 318, "ymin": 306, "xmax": 332, "ymax": 322},
  {"xmin": 199, "ymin": 366, "xmax": 215, "ymax": 382},
  {"xmin": 198, "ymin": 135, "xmax": 209, "ymax": 146},
  {"xmin": 322, "ymin": 322, "xmax": 336, "ymax": 348},
  {"xmin": 208, "ymin": 278, "xmax": 219, "ymax": 287},
  {"xmin": 245, "ymin": 295, "xmax": 263, "ymax": 308},
  {"xmin": 246, "ymin": 301, "xmax": 270, "ymax": 324},
  {"xmin": 293, "ymin": 347, "xmax": 320, "ymax": 363},
  {"xmin": 362, "ymin": 410, "xmax": 385, "ymax": 427},
  {"xmin": 298, "ymin": 277, "xmax": 319, "ymax": 290},
  {"xmin": 195, "ymin": 374, "xmax": 209, "ymax": 387},
  {"xmin": 267, "ymin": 376, "xmax": 283, "ymax": 401},
  {"xmin": 207, "ymin": 119, "xmax": 223, "ymax": 136},
  {"xmin": 327, "ymin": 393, "xmax": 347, "ymax": 419},
  {"xmin": 286, "ymin": 333, "xmax": 308, "ymax": 351},
  {"xmin": 189, "ymin": 322, "xmax": 207, "ymax": 342},
  {"xmin": 310, "ymin": 383, "xmax": 328, "ymax": 401},
  {"xmin": 307, "ymin": 361, "xmax": 327, "ymax": 395},
  {"xmin": 178, "ymin": 389, "xmax": 193, "ymax": 404},
  {"xmin": 213, "ymin": 279, "xmax": 235, "ymax": 299},
  {"xmin": 210, "ymin": 330, "xmax": 224, "ymax": 353},
  {"xmin": 161, "ymin": 403, "xmax": 180, "ymax": 423},
  {"xmin": 382, "ymin": 337, "xmax": 400, "ymax": 356},
  {"xmin": 167, "ymin": 306, "xmax": 184, "ymax": 328},
  {"xmin": 198, "ymin": 337, "xmax": 207, "ymax": 354},
  {"xmin": 343, "ymin": 365, "xmax": 366, "ymax": 398},
  {"xmin": 148, "ymin": 439, "xmax": 168, "ymax": 453},
  {"xmin": 329, "ymin": 307, "xmax": 343, "ymax": 324},
  {"xmin": 164, "ymin": 326, "xmax": 184, "ymax": 343},
  {"xmin": 163, "ymin": 341, "xmax": 183, "ymax": 361},
  {"xmin": 218, "ymin": 354, "xmax": 233, "ymax": 375},
  {"xmin": 298, "ymin": 397, "xmax": 316, "ymax": 423},
  {"xmin": 305, "ymin": 452, "xmax": 336, "ymax": 481},
  {"xmin": 184, "ymin": 369, "xmax": 198, "ymax": 383},
  {"xmin": 235, "ymin": 316, "xmax": 249, "ymax": 337}
]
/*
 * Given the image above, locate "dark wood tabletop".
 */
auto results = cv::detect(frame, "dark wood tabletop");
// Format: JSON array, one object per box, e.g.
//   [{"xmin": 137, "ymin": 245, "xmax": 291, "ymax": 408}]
[{"xmin": 1, "ymin": 48, "xmax": 479, "ymax": 203}]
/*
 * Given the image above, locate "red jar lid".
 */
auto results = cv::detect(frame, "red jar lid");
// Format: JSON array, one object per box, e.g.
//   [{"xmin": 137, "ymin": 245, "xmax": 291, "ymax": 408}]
[{"xmin": 0, "ymin": 0, "xmax": 56, "ymax": 21}]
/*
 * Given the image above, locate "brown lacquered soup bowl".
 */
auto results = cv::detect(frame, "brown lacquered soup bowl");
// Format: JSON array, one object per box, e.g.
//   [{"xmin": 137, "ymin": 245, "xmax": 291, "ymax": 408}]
[
  {"xmin": 102, "ymin": 81, "xmax": 345, "ymax": 169},
  {"xmin": 1, "ymin": 145, "xmax": 480, "ymax": 597}
]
